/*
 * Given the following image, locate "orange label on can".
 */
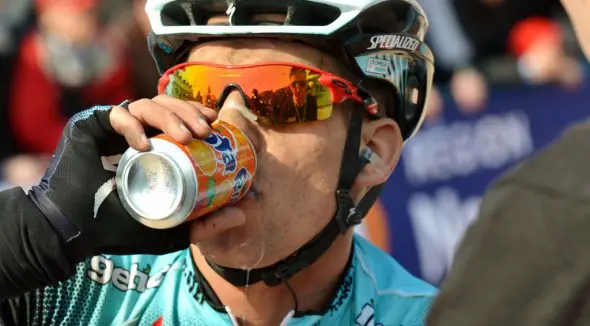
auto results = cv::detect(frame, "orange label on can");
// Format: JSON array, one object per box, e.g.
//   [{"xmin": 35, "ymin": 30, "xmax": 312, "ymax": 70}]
[{"xmin": 154, "ymin": 120, "xmax": 257, "ymax": 220}]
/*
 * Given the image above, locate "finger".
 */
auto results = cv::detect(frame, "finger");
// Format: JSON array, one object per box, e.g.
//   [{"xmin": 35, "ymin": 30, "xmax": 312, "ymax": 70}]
[
  {"xmin": 220, "ymin": 90, "xmax": 247, "ymax": 110},
  {"xmin": 127, "ymin": 99, "xmax": 193, "ymax": 144},
  {"xmin": 187, "ymin": 102, "xmax": 218, "ymax": 122},
  {"xmin": 151, "ymin": 96, "xmax": 213, "ymax": 138},
  {"xmin": 109, "ymin": 106, "xmax": 151, "ymax": 151},
  {"xmin": 218, "ymin": 90, "xmax": 259, "ymax": 122},
  {"xmin": 188, "ymin": 206, "xmax": 246, "ymax": 243}
]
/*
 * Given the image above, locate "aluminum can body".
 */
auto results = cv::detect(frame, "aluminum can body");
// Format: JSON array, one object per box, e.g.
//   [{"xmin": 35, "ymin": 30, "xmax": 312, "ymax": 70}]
[{"xmin": 116, "ymin": 121, "xmax": 257, "ymax": 229}]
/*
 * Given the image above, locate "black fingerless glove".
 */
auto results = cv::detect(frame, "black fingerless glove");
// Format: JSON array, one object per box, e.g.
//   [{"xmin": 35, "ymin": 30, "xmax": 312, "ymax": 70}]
[{"xmin": 29, "ymin": 105, "xmax": 190, "ymax": 263}]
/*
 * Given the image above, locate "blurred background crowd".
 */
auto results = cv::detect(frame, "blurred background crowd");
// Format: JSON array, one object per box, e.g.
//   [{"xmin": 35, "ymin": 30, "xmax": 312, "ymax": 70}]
[
  {"xmin": 423, "ymin": 0, "xmax": 586, "ymax": 118},
  {"xmin": 0, "ymin": 0, "xmax": 154, "ymax": 190},
  {"xmin": 1, "ymin": 0, "xmax": 589, "ymax": 286}
]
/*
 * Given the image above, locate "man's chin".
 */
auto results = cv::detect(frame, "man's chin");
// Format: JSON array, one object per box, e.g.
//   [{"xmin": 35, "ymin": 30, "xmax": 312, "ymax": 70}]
[{"xmin": 195, "ymin": 235, "xmax": 266, "ymax": 269}]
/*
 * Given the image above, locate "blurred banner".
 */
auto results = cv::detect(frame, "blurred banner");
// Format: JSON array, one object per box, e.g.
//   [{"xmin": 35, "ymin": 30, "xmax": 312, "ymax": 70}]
[{"xmin": 357, "ymin": 81, "xmax": 590, "ymax": 286}]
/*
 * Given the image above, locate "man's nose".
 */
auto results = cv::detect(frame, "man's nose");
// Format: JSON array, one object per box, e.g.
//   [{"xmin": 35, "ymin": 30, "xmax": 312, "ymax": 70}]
[{"xmin": 217, "ymin": 89, "xmax": 261, "ymax": 151}]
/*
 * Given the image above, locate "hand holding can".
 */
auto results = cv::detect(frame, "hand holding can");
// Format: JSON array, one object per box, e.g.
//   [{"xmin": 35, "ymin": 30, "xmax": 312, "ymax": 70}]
[{"xmin": 116, "ymin": 120, "xmax": 257, "ymax": 229}]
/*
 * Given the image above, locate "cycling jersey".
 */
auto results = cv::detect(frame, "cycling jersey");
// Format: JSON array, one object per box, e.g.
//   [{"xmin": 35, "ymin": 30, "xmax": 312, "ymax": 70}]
[{"xmin": 3, "ymin": 235, "xmax": 437, "ymax": 325}]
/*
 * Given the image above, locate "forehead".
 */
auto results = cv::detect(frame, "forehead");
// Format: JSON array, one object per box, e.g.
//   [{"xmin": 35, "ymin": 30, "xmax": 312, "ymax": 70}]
[
  {"xmin": 187, "ymin": 38, "xmax": 345, "ymax": 76},
  {"xmin": 187, "ymin": 13, "xmax": 348, "ymax": 76}
]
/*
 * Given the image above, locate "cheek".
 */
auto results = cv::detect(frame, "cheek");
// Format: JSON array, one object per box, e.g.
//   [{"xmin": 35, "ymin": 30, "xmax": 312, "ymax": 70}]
[
  {"xmin": 257, "ymin": 124, "xmax": 345, "ymax": 248},
  {"xmin": 263, "ymin": 128, "xmax": 341, "ymax": 195}
]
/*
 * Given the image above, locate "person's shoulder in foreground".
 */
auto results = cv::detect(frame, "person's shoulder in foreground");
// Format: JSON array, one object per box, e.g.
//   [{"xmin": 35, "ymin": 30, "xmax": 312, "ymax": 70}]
[{"xmin": 428, "ymin": 119, "xmax": 590, "ymax": 326}]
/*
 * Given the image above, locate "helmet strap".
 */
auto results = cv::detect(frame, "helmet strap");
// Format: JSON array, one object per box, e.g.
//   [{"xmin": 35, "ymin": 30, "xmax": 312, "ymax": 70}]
[{"xmin": 206, "ymin": 102, "xmax": 382, "ymax": 287}]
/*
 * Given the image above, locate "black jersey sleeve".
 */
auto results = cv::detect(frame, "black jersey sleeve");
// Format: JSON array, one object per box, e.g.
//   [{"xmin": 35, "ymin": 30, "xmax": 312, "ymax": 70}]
[{"xmin": 0, "ymin": 187, "xmax": 75, "ymax": 300}]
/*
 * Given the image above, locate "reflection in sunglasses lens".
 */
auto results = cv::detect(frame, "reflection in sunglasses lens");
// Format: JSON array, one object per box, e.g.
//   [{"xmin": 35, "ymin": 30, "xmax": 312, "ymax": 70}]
[
  {"xmin": 165, "ymin": 66, "xmax": 341, "ymax": 126},
  {"xmin": 290, "ymin": 80, "xmax": 306, "ymax": 88}
]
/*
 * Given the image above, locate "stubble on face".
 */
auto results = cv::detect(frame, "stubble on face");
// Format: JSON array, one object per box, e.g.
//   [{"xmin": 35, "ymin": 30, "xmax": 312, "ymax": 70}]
[{"xmin": 187, "ymin": 39, "xmax": 352, "ymax": 268}]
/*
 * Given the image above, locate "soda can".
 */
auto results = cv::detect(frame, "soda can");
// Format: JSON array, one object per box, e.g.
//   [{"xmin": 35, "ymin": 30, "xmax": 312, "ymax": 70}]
[{"xmin": 115, "ymin": 120, "xmax": 257, "ymax": 229}]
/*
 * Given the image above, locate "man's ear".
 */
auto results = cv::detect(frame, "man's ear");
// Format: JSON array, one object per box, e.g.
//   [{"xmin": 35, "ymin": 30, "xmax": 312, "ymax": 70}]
[{"xmin": 354, "ymin": 117, "xmax": 403, "ymax": 188}]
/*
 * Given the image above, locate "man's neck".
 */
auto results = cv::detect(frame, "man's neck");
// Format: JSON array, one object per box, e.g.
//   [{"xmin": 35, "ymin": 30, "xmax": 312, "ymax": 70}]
[{"xmin": 191, "ymin": 232, "xmax": 354, "ymax": 326}]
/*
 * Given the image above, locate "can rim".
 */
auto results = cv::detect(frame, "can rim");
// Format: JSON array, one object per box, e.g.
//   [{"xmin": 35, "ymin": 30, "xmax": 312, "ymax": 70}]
[{"xmin": 120, "ymin": 150, "xmax": 185, "ymax": 221}]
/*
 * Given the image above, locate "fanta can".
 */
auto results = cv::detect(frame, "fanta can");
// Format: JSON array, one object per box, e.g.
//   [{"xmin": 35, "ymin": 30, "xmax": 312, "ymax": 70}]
[{"xmin": 115, "ymin": 120, "xmax": 257, "ymax": 229}]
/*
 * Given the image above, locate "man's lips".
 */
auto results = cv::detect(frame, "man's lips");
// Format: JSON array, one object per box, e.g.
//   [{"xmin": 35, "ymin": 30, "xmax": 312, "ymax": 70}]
[{"xmin": 246, "ymin": 182, "xmax": 262, "ymax": 198}]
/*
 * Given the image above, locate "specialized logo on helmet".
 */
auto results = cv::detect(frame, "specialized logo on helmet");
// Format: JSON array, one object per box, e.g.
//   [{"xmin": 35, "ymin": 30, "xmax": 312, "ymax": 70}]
[
  {"xmin": 226, "ymin": 2, "xmax": 236, "ymax": 25},
  {"xmin": 204, "ymin": 132, "xmax": 237, "ymax": 174},
  {"xmin": 368, "ymin": 35, "xmax": 420, "ymax": 52}
]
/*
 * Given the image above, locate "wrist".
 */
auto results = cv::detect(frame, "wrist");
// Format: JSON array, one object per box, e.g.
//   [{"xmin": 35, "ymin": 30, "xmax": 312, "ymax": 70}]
[{"xmin": 28, "ymin": 186, "xmax": 93, "ymax": 264}]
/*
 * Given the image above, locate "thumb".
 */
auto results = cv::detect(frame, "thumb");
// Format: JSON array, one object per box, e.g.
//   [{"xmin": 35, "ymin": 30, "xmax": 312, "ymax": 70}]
[
  {"xmin": 220, "ymin": 89, "xmax": 248, "ymax": 110},
  {"xmin": 218, "ymin": 89, "xmax": 258, "ymax": 122}
]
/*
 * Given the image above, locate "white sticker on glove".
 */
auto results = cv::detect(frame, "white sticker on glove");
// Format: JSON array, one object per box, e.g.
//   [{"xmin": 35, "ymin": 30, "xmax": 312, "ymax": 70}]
[{"xmin": 94, "ymin": 154, "xmax": 122, "ymax": 218}]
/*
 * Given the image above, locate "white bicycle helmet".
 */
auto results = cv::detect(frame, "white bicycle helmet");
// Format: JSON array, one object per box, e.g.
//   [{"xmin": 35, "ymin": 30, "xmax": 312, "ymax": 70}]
[
  {"xmin": 146, "ymin": 0, "xmax": 434, "ymax": 140},
  {"xmin": 144, "ymin": 0, "xmax": 435, "ymax": 287}
]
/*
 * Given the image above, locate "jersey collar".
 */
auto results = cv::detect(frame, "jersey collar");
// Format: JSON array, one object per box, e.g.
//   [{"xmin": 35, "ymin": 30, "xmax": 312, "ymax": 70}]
[{"xmin": 184, "ymin": 245, "xmax": 356, "ymax": 320}]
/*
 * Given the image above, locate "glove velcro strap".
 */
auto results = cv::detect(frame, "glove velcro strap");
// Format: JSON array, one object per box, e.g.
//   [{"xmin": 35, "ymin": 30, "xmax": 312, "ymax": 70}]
[{"xmin": 28, "ymin": 186, "xmax": 92, "ymax": 263}]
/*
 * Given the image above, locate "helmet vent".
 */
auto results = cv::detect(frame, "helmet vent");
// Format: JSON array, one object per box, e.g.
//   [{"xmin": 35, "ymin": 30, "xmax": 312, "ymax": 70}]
[
  {"xmin": 356, "ymin": 1, "xmax": 425, "ymax": 36},
  {"xmin": 160, "ymin": 0, "xmax": 341, "ymax": 27}
]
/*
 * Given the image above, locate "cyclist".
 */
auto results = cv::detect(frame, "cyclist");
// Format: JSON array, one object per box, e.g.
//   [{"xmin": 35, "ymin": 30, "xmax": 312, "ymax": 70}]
[{"xmin": 0, "ymin": 0, "xmax": 437, "ymax": 324}]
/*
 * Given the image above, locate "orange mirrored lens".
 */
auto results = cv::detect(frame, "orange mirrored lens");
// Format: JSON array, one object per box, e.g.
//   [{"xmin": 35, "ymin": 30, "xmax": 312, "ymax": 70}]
[{"xmin": 160, "ymin": 64, "xmax": 335, "ymax": 125}]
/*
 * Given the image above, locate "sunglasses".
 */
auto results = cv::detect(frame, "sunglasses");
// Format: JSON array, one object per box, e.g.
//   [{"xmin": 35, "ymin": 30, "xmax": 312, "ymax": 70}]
[{"xmin": 158, "ymin": 62, "xmax": 375, "ymax": 126}]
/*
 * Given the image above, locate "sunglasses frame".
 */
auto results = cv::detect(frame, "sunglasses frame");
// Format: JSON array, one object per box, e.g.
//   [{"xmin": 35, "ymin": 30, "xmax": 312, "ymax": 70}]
[{"xmin": 158, "ymin": 61, "xmax": 376, "ymax": 115}]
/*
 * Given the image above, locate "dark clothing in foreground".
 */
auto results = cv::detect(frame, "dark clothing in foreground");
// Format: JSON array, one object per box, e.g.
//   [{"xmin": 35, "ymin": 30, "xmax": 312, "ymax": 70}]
[
  {"xmin": 428, "ymin": 120, "xmax": 590, "ymax": 326},
  {"xmin": 0, "ymin": 187, "xmax": 74, "ymax": 302}
]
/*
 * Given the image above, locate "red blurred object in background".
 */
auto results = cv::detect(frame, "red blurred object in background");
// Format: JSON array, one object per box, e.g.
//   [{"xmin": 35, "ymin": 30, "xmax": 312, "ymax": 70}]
[
  {"xmin": 35, "ymin": 0, "xmax": 99, "ymax": 13},
  {"xmin": 509, "ymin": 17, "xmax": 564, "ymax": 58},
  {"xmin": 508, "ymin": 16, "xmax": 582, "ymax": 89},
  {"xmin": 8, "ymin": 0, "xmax": 133, "ymax": 155}
]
